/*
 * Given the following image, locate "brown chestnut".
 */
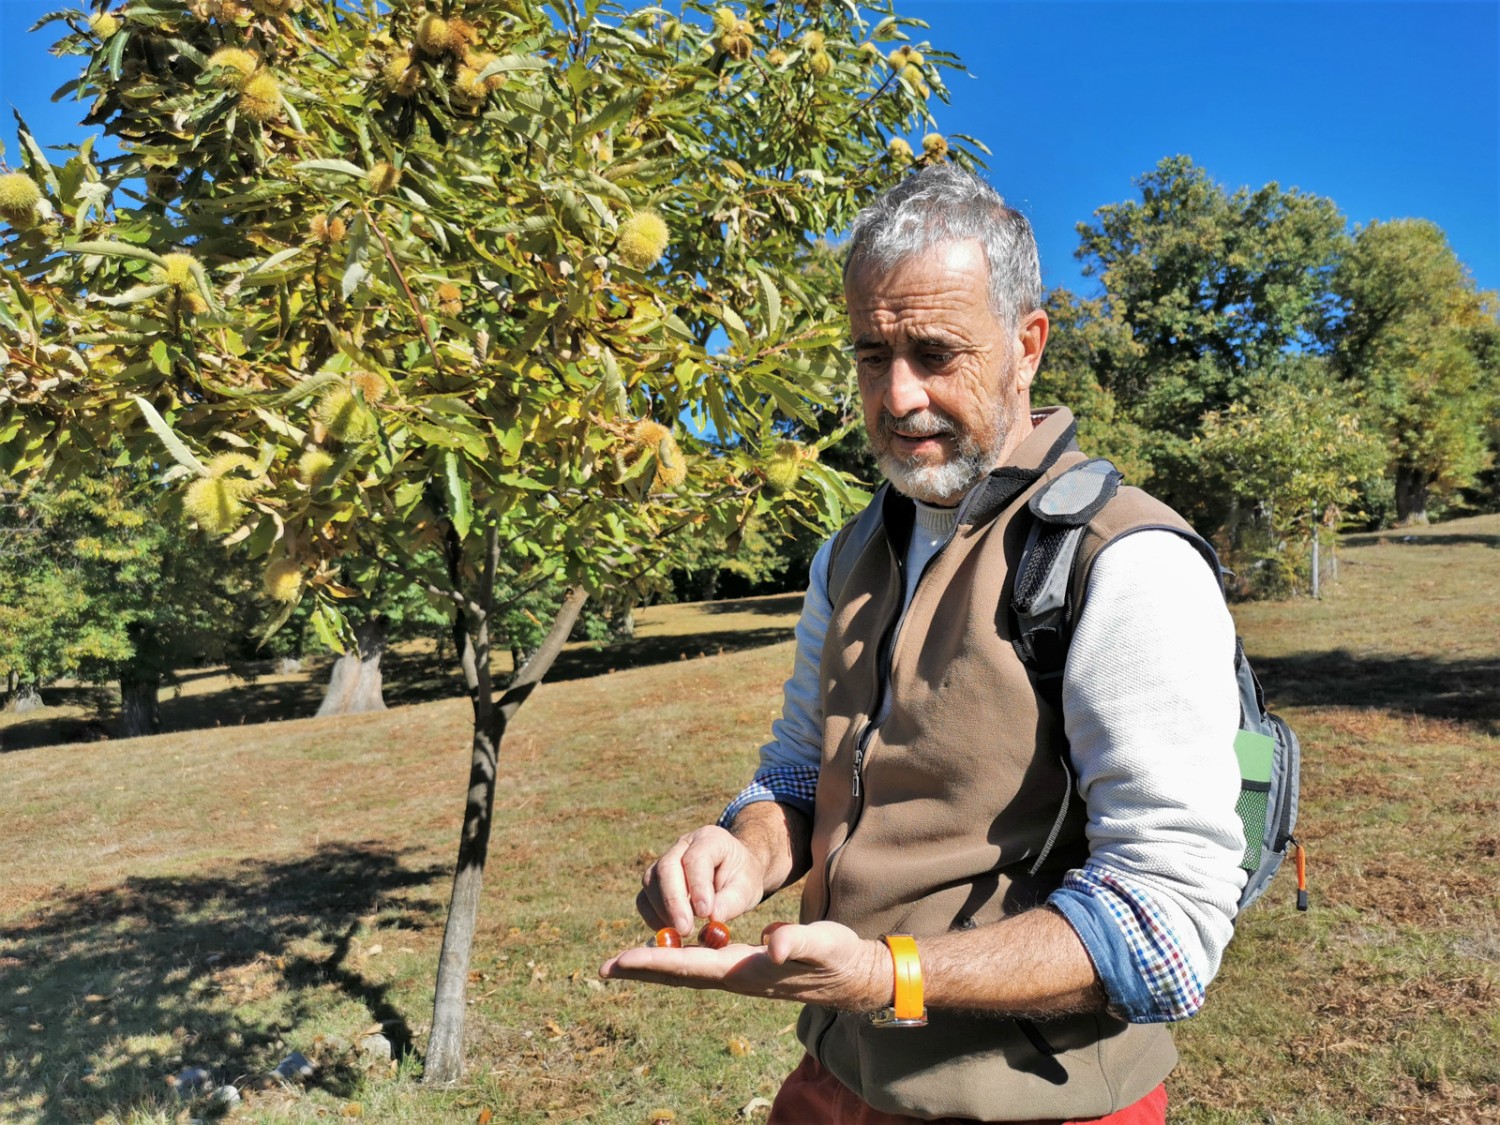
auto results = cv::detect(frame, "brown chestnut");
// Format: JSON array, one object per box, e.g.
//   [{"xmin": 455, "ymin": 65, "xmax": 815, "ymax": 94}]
[
  {"xmin": 654, "ymin": 927, "xmax": 684, "ymax": 948},
  {"xmin": 698, "ymin": 919, "xmax": 731, "ymax": 949}
]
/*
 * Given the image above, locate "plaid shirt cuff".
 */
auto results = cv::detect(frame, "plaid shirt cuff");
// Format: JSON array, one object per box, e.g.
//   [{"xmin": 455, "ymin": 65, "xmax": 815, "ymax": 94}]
[
  {"xmin": 718, "ymin": 765, "xmax": 818, "ymax": 828},
  {"xmin": 1050, "ymin": 865, "xmax": 1206, "ymax": 1023}
]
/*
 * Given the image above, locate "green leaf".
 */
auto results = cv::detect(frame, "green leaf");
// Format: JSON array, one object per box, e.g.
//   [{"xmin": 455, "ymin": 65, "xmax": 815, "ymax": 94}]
[
  {"xmin": 311, "ymin": 603, "xmax": 348, "ymax": 655},
  {"xmin": 293, "ymin": 158, "xmax": 369, "ymax": 178},
  {"xmin": 149, "ymin": 339, "xmax": 172, "ymax": 376},
  {"xmin": 443, "ymin": 451, "xmax": 473, "ymax": 539},
  {"xmin": 341, "ymin": 260, "xmax": 370, "ymax": 300},
  {"xmin": 66, "ymin": 239, "xmax": 166, "ymax": 267},
  {"xmin": 474, "ymin": 54, "xmax": 549, "ymax": 82},
  {"xmin": 755, "ymin": 269, "xmax": 782, "ymax": 340},
  {"xmin": 132, "ymin": 396, "xmax": 208, "ymax": 476}
]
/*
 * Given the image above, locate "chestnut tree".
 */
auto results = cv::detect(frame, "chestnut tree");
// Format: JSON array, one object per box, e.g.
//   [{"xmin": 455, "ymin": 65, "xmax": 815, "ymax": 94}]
[{"xmin": 0, "ymin": 0, "xmax": 979, "ymax": 1082}]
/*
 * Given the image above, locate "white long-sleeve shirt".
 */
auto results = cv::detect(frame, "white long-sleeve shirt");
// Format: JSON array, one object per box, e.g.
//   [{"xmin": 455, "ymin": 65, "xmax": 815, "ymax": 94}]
[{"xmin": 721, "ymin": 503, "xmax": 1245, "ymax": 1022}]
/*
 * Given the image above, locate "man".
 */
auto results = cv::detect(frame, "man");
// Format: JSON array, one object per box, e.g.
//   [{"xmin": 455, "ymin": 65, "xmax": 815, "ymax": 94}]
[{"xmin": 601, "ymin": 166, "xmax": 1246, "ymax": 1124}]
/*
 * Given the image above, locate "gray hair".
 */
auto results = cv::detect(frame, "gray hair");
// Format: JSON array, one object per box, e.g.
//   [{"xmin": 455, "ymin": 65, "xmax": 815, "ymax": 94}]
[{"xmin": 844, "ymin": 165, "xmax": 1042, "ymax": 329}]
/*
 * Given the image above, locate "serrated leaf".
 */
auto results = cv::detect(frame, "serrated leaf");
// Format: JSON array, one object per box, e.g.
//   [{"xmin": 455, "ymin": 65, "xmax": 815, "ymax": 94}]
[
  {"xmin": 149, "ymin": 340, "xmax": 171, "ymax": 376},
  {"xmin": 719, "ymin": 304, "xmax": 750, "ymax": 350},
  {"xmin": 311, "ymin": 604, "xmax": 348, "ymax": 654},
  {"xmin": 66, "ymin": 239, "xmax": 167, "ymax": 266},
  {"xmin": 134, "ymin": 395, "xmax": 208, "ymax": 475},
  {"xmin": 341, "ymin": 260, "xmax": 370, "ymax": 300},
  {"xmin": 755, "ymin": 269, "xmax": 781, "ymax": 340},
  {"xmin": 244, "ymin": 246, "xmax": 305, "ymax": 277},
  {"xmin": 92, "ymin": 283, "xmax": 168, "ymax": 307},
  {"xmin": 443, "ymin": 450, "xmax": 473, "ymax": 539},
  {"xmin": 294, "ymin": 158, "xmax": 368, "ymax": 178},
  {"xmin": 255, "ymin": 598, "xmax": 297, "ymax": 647},
  {"xmin": 474, "ymin": 54, "xmax": 548, "ymax": 82}
]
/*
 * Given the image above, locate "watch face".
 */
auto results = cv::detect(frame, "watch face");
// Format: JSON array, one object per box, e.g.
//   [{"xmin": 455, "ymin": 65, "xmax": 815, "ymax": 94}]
[{"xmin": 868, "ymin": 1007, "xmax": 929, "ymax": 1028}]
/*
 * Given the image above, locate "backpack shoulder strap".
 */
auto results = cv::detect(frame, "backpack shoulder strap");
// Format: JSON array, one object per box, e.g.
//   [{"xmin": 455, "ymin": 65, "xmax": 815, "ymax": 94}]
[{"xmin": 1010, "ymin": 459, "xmax": 1124, "ymax": 703}]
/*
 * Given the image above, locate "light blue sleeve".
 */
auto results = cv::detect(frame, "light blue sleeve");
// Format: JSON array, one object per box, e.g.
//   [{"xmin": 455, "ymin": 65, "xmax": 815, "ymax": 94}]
[{"xmin": 717, "ymin": 536, "xmax": 834, "ymax": 824}]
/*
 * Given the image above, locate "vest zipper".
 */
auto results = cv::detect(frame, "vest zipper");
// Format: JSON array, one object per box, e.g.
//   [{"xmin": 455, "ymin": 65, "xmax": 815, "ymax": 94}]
[{"xmin": 822, "ymin": 517, "xmax": 962, "ymax": 917}]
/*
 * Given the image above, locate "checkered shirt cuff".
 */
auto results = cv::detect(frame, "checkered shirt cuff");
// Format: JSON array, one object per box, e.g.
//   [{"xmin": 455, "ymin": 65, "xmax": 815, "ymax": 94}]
[
  {"xmin": 717, "ymin": 765, "xmax": 818, "ymax": 828},
  {"xmin": 1053, "ymin": 865, "xmax": 1206, "ymax": 1023}
]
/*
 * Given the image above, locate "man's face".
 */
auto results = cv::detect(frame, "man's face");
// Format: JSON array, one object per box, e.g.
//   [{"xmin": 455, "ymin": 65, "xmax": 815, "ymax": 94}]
[{"xmin": 846, "ymin": 240, "xmax": 1031, "ymax": 506}]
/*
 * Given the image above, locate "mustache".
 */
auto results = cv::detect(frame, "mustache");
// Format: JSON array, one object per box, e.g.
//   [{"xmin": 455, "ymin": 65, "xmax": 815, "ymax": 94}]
[{"xmin": 877, "ymin": 409, "xmax": 956, "ymax": 439}]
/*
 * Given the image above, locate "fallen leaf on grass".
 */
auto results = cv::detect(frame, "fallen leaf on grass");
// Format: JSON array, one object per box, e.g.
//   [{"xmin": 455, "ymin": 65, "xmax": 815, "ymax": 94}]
[
  {"xmin": 740, "ymin": 1097, "xmax": 772, "ymax": 1118},
  {"xmin": 727, "ymin": 1036, "xmax": 752, "ymax": 1056},
  {"xmin": 477, "ymin": 1110, "xmax": 494, "ymax": 1125},
  {"xmin": 341, "ymin": 1103, "xmax": 363, "ymax": 1118}
]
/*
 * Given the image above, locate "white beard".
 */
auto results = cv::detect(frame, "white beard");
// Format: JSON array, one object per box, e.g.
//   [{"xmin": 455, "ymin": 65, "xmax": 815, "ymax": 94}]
[{"xmin": 875, "ymin": 408, "xmax": 1007, "ymax": 505}]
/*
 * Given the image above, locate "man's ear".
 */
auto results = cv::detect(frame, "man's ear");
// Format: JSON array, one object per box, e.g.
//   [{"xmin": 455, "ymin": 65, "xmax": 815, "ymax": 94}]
[{"xmin": 1013, "ymin": 308, "xmax": 1049, "ymax": 393}]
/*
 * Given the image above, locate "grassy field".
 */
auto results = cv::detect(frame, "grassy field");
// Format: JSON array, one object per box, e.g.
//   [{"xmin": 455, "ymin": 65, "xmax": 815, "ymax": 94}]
[{"xmin": 1, "ymin": 519, "xmax": 1497, "ymax": 1124}]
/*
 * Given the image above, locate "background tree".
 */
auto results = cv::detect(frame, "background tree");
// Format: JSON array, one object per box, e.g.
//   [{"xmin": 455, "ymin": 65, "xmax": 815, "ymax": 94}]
[
  {"xmin": 3, "ymin": 0, "xmax": 976, "ymax": 1082},
  {"xmin": 1329, "ymin": 219, "xmax": 1499, "ymax": 525},
  {"xmin": 1073, "ymin": 155, "xmax": 1347, "ymax": 525},
  {"xmin": 0, "ymin": 472, "xmax": 252, "ymax": 734},
  {"xmin": 1033, "ymin": 287, "xmax": 1152, "ymax": 485},
  {"xmin": 1195, "ymin": 362, "xmax": 1385, "ymax": 596}
]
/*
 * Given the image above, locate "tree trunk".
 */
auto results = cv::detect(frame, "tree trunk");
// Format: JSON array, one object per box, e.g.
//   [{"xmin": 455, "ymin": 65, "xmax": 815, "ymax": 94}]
[
  {"xmin": 424, "ymin": 585, "xmax": 589, "ymax": 1085},
  {"xmin": 316, "ymin": 616, "xmax": 390, "ymax": 716},
  {"xmin": 119, "ymin": 668, "xmax": 161, "ymax": 737},
  {"xmin": 1395, "ymin": 466, "xmax": 1431, "ymax": 526},
  {"xmin": 5, "ymin": 669, "xmax": 17, "ymax": 696},
  {"xmin": 5, "ymin": 682, "xmax": 44, "ymax": 714}
]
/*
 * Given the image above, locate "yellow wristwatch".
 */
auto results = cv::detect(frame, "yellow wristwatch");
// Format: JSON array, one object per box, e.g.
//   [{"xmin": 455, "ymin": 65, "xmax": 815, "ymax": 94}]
[{"xmin": 869, "ymin": 933, "xmax": 928, "ymax": 1028}]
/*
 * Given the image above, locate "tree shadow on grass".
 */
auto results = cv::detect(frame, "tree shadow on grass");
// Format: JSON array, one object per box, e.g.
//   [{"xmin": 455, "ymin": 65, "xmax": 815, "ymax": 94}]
[
  {"xmin": 0, "ymin": 842, "xmax": 445, "ymax": 1123},
  {"xmin": 1342, "ymin": 532, "xmax": 1500, "ymax": 549},
  {"xmin": 537, "ymin": 624, "xmax": 798, "ymax": 684},
  {"xmin": 698, "ymin": 593, "xmax": 805, "ymax": 617},
  {"xmin": 1253, "ymin": 651, "xmax": 1500, "ymax": 735}
]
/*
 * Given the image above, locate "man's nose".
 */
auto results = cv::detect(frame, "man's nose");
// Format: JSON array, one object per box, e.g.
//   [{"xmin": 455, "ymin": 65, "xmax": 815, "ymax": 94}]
[{"xmin": 883, "ymin": 354, "xmax": 929, "ymax": 417}]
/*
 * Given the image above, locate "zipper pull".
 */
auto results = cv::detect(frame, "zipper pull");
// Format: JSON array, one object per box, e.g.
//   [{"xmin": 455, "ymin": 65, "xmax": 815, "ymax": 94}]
[
  {"xmin": 852, "ymin": 745, "xmax": 863, "ymax": 798},
  {"xmin": 1291, "ymin": 837, "xmax": 1308, "ymax": 911}
]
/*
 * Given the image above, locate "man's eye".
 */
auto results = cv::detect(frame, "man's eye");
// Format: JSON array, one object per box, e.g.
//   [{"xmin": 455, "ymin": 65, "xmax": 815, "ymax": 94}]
[{"xmin": 924, "ymin": 352, "xmax": 953, "ymax": 367}]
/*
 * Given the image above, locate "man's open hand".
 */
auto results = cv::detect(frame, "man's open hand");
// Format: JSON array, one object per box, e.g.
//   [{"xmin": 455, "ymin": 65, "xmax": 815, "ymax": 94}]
[{"xmin": 599, "ymin": 920, "xmax": 890, "ymax": 1012}]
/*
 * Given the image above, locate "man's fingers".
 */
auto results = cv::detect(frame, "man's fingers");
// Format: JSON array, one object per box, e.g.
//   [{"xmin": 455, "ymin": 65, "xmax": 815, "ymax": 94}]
[
  {"xmin": 639, "ymin": 835, "xmax": 697, "ymax": 933},
  {"xmin": 680, "ymin": 836, "xmax": 726, "ymax": 921}
]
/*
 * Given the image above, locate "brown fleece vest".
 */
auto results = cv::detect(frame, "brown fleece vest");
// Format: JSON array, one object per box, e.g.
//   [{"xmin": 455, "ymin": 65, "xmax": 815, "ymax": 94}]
[{"xmin": 796, "ymin": 408, "xmax": 1193, "ymax": 1121}]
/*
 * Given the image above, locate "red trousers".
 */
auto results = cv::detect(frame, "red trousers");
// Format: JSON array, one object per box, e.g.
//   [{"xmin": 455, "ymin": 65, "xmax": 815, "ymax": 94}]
[{"xmin": 767, "ymin": 1054, "xmax": 1168, "ymax": 1125}]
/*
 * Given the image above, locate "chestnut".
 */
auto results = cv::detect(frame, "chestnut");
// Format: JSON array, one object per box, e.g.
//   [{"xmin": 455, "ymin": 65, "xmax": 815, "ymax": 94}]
[
  {"xmin": 698, "ymin": 919, "xmax": 731, "ymax": 950},
  {"xmin": 654, "ymin": 927, "xmax": 684, "ymax": 948}
]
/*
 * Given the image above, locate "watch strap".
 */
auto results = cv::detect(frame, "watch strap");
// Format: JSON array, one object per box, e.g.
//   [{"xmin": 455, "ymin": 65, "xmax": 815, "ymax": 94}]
[{"xmin": 870, "ymin": 933, "xmax": 928, "ymax": 1028}]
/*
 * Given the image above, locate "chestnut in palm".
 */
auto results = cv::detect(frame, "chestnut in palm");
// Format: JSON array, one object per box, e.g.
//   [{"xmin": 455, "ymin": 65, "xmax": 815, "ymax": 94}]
[{"xmin": 698, "ymin": 919, "xmax": 731, "ymax": 949}]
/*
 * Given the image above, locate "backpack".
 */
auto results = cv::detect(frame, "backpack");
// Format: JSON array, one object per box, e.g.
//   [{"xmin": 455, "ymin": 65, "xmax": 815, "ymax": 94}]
[{"xmin": 1010, "ymin": 458, "xmax": 1306, "ymax": 915}]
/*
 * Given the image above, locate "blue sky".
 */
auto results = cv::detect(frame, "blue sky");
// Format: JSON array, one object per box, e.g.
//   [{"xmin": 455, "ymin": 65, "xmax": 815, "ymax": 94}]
[{"xmin": 2, "ymin": 0, "xmax": 1497, "ymax": 297}]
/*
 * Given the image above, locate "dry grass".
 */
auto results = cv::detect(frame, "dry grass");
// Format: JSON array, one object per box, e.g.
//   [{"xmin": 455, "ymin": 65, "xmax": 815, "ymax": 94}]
[{"xmin": 2, "ymin": 522, "xmax": 1498, "ymax": 1123}]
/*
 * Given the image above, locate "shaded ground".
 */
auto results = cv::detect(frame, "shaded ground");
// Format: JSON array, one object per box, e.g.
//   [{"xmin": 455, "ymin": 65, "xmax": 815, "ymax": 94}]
[
  {"xmin": 0, "ymin": 843, "xmax": 445, "ymax": 1123},
  {"xmin": 1254, "ymin": 651, "xmax": 1500, "ymax": 734}
]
